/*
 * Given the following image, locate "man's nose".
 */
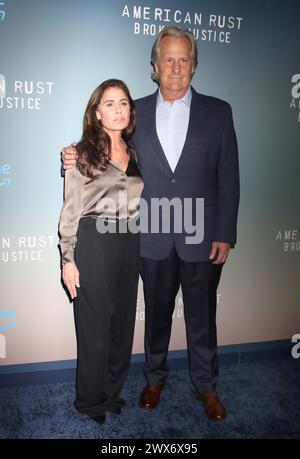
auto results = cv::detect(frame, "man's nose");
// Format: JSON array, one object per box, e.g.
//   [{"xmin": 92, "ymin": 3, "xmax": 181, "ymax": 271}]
[{"xmin": 172, "ymin": 61, "xmax": 180, "ymax": 73}]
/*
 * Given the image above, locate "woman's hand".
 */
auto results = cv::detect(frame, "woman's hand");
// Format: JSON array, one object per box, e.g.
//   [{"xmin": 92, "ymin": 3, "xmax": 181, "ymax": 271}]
[
  {"xmin": 62, "ymin": 262, "xmax": 80, "ymax": 299},
  {"xmin": 61, "ymin": 142, "xmax": 78, "ymax": 170}
]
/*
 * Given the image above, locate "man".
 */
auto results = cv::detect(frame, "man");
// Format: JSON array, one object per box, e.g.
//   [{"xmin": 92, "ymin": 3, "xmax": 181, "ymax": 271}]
[{"xmin": 62, "ymin": 27, "xmax": 239, "ymax": 421}]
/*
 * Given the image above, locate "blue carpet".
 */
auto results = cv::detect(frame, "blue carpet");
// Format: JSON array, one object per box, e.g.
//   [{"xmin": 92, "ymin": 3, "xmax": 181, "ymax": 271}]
[{"xmin": 0, "ymin": 358, "xmax": 299, "ymax": 439}]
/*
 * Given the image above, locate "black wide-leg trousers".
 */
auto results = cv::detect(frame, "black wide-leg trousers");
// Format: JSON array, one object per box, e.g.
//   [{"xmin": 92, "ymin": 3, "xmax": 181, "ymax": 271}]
[
  {"xmin": 140, "ymin": 245, "xmax": 223, "ymax": 393},
  {"xmin": 73, "ymin": 218, "xmax": 140, "ymax": 418}
]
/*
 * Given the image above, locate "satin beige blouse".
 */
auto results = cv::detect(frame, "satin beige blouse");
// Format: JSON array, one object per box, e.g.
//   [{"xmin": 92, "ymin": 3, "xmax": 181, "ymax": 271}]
[{"xmin": 59, "ymin": 148, "xmax": 144, "ymax": 264}]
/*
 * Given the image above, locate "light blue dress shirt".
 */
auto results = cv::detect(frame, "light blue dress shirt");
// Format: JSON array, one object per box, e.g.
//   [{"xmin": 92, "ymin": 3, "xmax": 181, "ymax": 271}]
[{"xmin": 156, "ymin": 87, "xmax": 192, "ymax": 172}]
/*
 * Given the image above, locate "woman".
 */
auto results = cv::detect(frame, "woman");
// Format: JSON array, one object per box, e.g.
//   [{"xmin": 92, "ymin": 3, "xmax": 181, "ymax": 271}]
[{"xmin": 59, "ymin": 79, "xmax": 143, "ymax": 425}]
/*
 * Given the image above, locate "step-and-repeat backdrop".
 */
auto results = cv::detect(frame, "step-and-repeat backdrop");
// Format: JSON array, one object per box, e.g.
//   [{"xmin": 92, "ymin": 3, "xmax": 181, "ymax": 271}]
[{"xmin": 0, "ymin": 0, "xmax": 299, "ymax": 366}]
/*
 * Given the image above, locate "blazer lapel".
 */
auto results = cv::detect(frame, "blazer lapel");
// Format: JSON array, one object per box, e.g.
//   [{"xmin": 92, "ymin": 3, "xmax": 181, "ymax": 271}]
[
  {"xmin": 174, "ymin": 87, "xmax": 207, "ymax": 173},
  {"xmin": 141, "ymin": 91, "xmax": 174, "ymax": 173}
]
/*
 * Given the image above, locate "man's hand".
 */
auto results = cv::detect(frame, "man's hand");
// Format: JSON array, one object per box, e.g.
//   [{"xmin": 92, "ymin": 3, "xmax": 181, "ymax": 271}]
[
  {"xmin": 62, "ymin": 262, "xmax": 80, "ymax": 299},
  {"xmin": 61, "ymin": 142, "xmax": 78, "ymax": 170},
  {"xmin": 209, "ymin": 242, "xmax": 231, "ymax": 265}
]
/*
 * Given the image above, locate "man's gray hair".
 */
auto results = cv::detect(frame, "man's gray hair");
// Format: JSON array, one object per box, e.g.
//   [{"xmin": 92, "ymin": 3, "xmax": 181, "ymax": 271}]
[{"xmin": 150, "ymin": 26, "xmax": 198, "ymax": 84}]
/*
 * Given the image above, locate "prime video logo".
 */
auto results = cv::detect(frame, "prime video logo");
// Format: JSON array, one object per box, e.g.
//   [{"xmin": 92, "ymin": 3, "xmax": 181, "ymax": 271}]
[
  {"xmin": 0, "ymin": 163, "xmax": 11, "ymax": 187},
  {"xmin": 0, "ymin": 310, "xmax": 16, "ymax": 358},
  {"xmin": 0, "ymin": 2, "xmax": 5, "ymax": 22}
]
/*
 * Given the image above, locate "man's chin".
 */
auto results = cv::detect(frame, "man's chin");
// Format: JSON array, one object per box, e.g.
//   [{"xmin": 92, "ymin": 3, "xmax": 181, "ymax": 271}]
[{"xmin": 167, "ymin": 86, "xmax": 187, "ymax": 95}]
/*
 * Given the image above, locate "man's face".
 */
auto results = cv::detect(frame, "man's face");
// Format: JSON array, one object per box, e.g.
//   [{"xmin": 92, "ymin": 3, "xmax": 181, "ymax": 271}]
[{"xmin": 155, "ymin": 36, "xmax": 194, "ymax": 98}]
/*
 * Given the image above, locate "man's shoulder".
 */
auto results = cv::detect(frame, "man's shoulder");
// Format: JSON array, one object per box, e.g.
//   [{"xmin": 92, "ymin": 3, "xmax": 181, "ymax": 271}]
[
  {"xmin": 192, "ymin": 89, "xmax": 231, "ymax": 110},
  {"xmin": 134, "ymin": 92, "xmax": 157, "ymax": 120},
  {"xmin": 134, "ymin": 92, "xmax": 156, "ymax": 107}
]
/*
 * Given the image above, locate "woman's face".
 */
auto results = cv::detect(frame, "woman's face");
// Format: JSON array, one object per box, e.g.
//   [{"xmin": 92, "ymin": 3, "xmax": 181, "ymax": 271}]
[{"xmin": 96, "ymin": 87, "xmax": 130, "ymax": 134}]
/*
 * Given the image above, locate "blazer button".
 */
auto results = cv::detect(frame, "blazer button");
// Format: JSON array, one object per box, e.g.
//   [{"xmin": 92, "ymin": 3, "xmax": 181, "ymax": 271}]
[{"xmin": 171, "ymin": 177, "xmax": 176, "ymax": 183}]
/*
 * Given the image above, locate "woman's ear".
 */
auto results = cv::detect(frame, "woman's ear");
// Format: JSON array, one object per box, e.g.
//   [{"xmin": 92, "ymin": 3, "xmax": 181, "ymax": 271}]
[{"xmin": 95, "ymin": 109, "xmax": 101, "ymax": 121}]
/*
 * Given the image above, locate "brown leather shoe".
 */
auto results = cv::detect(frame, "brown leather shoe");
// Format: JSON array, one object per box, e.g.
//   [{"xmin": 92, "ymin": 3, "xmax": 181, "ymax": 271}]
[
  {"xmin": 139, "ymin": 383, "xmax": 165, "ymax": 410},
  {"xmin": 199, "ymin": 392, "xmax": 226, "ymax": 421}
]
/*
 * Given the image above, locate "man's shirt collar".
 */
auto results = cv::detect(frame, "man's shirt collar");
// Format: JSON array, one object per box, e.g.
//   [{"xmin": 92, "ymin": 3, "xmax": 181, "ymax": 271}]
[{"xmin": 157, "ymin": 87, "xmax": 192, "ymax": 108}]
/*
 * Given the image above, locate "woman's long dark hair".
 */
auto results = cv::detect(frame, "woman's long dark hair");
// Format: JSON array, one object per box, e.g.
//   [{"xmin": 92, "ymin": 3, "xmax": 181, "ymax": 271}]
[{"xmin": 76, "ymin": 79, "xmax": 135, "ymax": 178}]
